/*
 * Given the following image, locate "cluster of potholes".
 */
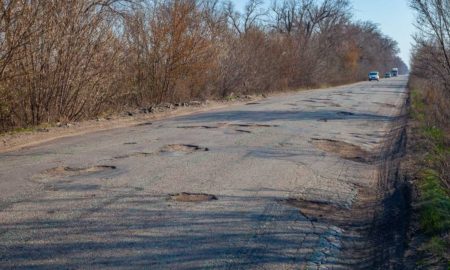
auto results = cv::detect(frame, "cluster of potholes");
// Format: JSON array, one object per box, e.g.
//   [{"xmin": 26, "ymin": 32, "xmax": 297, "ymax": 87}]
[
  {"xmin": 111, "ymin": 122, "xmax": 279, "ymax": 160},
  {"xmin": 35, "ymin": 165, "xmax": 220, "ymax": 203},
  {"xmin": 33, "ymin": 165, "xmax": 118, "ymax": 191},
  {"xmin": 34, "ymin": 142, "xmax": 213, "ymax": 192},
  {"xmin": 32, "ymin": 120, "xmax": 280, "ymax": 198},
  {"xmin": 177, "ymin": 122, "xmax": 279, "ymax": 134},
  {"xmin": 112, "ymin": 144, "xmax": 210, "ymax": 160},
  {"xmin": 34, "ymin": 120, "xmax": 376, "ymax": 204}
]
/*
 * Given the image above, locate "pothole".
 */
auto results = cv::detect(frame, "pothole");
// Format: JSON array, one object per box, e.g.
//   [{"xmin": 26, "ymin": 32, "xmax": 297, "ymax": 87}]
[
  {"xmin": 45, "ymin": 183, "xmax": 101, "ymax": 192},
  {"xmin": 311, "ymin": 138, "xmax": 374, "ymax": 163},
  {"xmin": 229, "ymin": 123, "xmax": 279, "ymax": 128},
  {"xmin": 177, "ymin": 123, "xmax": 277, "ymax": 130},
  {"xmin": 169, "ymin": 192, "xmax": 218, "ymax": 202},
  {"xmin": 114, "ymin": 152, "xmax": 153, "ymax": 159},
  {"xmin": 177, "ymin": 125, "xmax": 218, "ymax": 129},
  {"xmin": 136, "ymin": 122, "xmax": 152, "ymax": 126},
  {"xmin": 280, "ymin": 198, "xmax": 345, "ymax": 222},
  {"xmin": 372, "ymin": 102, "xmax": 396, "ymax": 108},
  {"xmin": 324, "ymin": 102, "xmax": 342, "ymax": 107},
  {"xmin": 336, "ymin": 111, "xmax": 355, "ymax": 116},
  {"xmin": 245, "ymin": 102, "xmax": 260, "ymax": 105},
  {"xmin": 159, "ymin": 144, "xmax": 209, "ymax": 156},
  {"xmin": 278, "ymin": 142, "xmax": 294, "ymax": 147},
  {"xmin": 36, "ymin": 165, "xmax": 117, "ymax": 179},
  {"xmin": 124, "ymin": 142, "xmax": 137, "ymax": 145},
  {"xmin": 235, "ymin": 129, "xmax": 252, "ymax": 133}
]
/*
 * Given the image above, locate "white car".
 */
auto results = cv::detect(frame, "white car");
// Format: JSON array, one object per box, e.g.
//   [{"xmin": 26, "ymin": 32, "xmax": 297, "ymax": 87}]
[{"xmin": 368, "ymin": 71, "xmax": 380, "ymax": 81}]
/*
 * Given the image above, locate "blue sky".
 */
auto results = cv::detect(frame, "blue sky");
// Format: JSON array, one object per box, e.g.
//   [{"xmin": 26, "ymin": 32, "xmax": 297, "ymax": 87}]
[
  {"xmin": 231, "ymin": 0, "xmax": 415, "ymax": 66},
  {"xmin": 352, "ymin": 0, "xmax": 414, "ymax": 66}
]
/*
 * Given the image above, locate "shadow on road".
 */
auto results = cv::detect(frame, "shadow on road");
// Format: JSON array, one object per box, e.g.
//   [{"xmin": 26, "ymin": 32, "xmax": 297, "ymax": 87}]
[
  {"xmin": 0, "ymin": 186, "xmax": 409, "ymax": 269},
  {"xmin": 173, "ymin": 109, "xmax": 399, "ymax": 124}
]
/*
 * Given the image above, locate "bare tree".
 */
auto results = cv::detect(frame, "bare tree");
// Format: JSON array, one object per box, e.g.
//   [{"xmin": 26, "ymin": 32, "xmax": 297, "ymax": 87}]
[
  {"xmin": 411, "ymin": 0, "xmax": 450, "ymax": 90},
  {"xmin": 225, "ymin": 0, "xmax": 265, "ymax": 35},
  {"xmin": 0, "ymin": 0, "xmax": 406, "ymax": 132}
]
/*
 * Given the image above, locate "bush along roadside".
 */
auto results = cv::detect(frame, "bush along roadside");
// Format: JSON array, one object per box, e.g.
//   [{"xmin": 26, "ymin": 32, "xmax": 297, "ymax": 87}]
[{"xmin": 407, "ymin": 86, "xmax": 450, "ymax": 268}]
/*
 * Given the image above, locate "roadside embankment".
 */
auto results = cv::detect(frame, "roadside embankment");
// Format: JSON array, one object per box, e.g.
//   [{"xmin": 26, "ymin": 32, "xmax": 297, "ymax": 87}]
[{"xmin": 403, "ymin": 78, "xmax": 450, "ymax": 269}]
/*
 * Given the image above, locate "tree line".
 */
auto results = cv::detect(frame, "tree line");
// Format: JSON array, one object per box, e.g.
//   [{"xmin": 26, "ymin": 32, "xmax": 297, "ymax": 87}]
[{"xmin": 0, "ymin": 0, "xmax": 406, "ymax": 131}]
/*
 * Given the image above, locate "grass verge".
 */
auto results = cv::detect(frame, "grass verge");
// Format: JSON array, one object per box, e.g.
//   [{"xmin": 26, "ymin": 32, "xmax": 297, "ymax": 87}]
[{"xmin": 410, "ymin": 87, "xmax": 450, "ymax": 265}]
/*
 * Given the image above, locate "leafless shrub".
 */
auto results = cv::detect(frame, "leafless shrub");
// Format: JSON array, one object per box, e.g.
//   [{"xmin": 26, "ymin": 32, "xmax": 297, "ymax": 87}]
[
  {"xmin": 0, "ymin": 0, "xmax": 405, "ymax": 132},
  {"xmin": 410, "ymin": 0, "xmax": 450, "ymax": 191}
]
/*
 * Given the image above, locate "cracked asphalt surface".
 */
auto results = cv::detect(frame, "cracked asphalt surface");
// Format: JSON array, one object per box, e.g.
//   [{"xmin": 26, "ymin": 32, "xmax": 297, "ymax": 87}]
[{"xmin": 0, "ymin": 76, "xmax": 408, "ymax": 269}]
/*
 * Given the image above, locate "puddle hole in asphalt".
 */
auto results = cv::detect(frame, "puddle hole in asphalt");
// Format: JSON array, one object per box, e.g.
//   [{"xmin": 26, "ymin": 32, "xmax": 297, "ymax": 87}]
[
  {"xmin": 169, "ymin": 192, "xmax": 218, "ymax": 202},
  {"xmin": 245, "ymin": 102, "xmax": 260, "ymax": 105},
  {"xmin": 37, "ymin": 165, "xmax": 117, "ymax": 179},
  {"xmin": 114, "ymin": 152, "xmax": 153, "ymax": 159},
  {"xmin": 311, "ymin": 138, "xmax": 374, "ymax": 163},
  {"xmin": 159, "ymin": 144, "xmax": 209, "ymax": 156}
]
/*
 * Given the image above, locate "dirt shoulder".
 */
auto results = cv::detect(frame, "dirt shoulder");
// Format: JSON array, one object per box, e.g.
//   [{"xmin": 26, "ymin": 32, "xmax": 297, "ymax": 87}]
[{"xmin": 0, "ymin": 98, "xmax": 258, "ymax": 153}]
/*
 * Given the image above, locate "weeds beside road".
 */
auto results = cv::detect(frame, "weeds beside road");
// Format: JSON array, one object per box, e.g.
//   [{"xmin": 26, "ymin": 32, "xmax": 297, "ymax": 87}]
[
  {"xmin": 405, "ymin": 79, "xmax": 450, "ymax": 268},
  {"xmin": 407, "ymin": 1, "xmax": 450, "ymax": 266}
]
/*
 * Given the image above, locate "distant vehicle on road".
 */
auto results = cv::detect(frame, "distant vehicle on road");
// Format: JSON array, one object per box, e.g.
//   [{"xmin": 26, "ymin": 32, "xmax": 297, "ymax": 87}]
[
  {"xmin": 368, "ymin": 71, "xmax": 380, "ymax": 81},
  {"xmin": 391, "ymin": 68, "xmax": 398, "ymax": 77},
  {"xmin": 384, "ymin": 72, "xmax": 391, "ymax": 78}
]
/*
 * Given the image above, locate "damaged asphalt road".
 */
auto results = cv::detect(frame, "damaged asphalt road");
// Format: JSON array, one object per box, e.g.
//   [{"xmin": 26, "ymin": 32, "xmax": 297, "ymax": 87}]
[{"xmin": 0, "ymin": 77, "xmax": 409, "ymax": 269}]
